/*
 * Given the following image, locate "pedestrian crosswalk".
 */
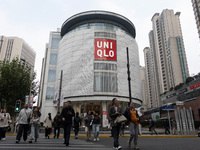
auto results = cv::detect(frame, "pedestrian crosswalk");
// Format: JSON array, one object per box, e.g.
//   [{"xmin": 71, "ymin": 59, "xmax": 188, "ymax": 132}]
[{"xmin": 0, "ymin": 136, "xmax": 113, "ymax": 150}]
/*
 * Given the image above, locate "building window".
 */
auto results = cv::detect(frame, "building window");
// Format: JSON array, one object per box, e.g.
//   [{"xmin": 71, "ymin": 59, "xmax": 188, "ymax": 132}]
[
  {"xmin": 94, "ymin": 62, "xmax": 117, "ymax": 93},
  {"xmin": 49, "ymin": 53, "xmax": 57, "ymax": 65},
  {"xmin": 48, "ymin": 69, "xmax": 56, "ymax": 82},
  {"xmin": 51, "ymin": 36, "xmax": 61, "ymax": 49},
  {"xmin": 46, "ymin": 87, "xmax": 54, "ymax": 99}
]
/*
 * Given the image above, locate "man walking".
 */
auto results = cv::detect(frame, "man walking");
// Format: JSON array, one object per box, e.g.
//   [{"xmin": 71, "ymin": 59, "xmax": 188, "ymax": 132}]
[
  {"xmin": 16, "ymin": 103, "xmax": 32, "ymax": 143},
  {"xmin": 123, "ymin": 101, "xmax": 140, "ymax": 150},
  {"xmin": 61, "ymin": 101, "xmax": 75, "ymax": 146},
  {"xmin": 149, "ymin": 118, "xmax": 157, "ymax": 135}
]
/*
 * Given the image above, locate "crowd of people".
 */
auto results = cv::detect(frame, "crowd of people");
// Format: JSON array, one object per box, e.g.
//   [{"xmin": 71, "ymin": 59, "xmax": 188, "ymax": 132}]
[{"xmin": 0, "ymin": 98, "xmax": 178, "ymax": 150}]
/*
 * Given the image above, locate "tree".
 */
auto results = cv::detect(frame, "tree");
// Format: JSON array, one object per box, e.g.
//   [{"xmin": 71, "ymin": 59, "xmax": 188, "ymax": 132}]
[
  {"xmin": 0, "ymin": 58, "xmax": 38, "ymax": 116},
  {"xmin": 185, "ymin": 77, "xmax": 194, "ymax": 84}
]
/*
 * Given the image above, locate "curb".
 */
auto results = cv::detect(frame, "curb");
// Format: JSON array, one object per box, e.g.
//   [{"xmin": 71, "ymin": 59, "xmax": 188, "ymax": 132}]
[{"xmin": 6, "ymin": 133, "xmax": 198, "ymax": 138}]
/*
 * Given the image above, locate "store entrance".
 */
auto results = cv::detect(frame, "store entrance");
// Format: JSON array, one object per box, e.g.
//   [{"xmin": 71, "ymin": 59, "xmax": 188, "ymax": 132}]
[{"xmin": 85, "ymin": 102, "xmax": 101, "ymax": 114}]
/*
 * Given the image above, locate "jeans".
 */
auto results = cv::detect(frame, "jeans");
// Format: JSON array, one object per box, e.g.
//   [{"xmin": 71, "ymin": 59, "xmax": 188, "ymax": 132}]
[
  {"xmin": 30, "ymin": 124, "xmax": 40, "ymax": 140},
  {"xmin": 129, "ymin": 123, "xmax": 139, "ymax": 146},
  {"xmin": 112, "ymin": 124, "xmax": 121, "ymax": 147},
  {"xmin": 92, "ymin": 124, "xmax": 99, "ymax": 139},
  {"xmin": 16, "ymin": 124, "xmax": 30, "ymax": 141},
  {"xmin": 54, "ymin": 127, "xmax": 60, "ymax": 138},
  {"xmin": 63, "ymin": 124, "xmax": 72, "ymax": 144}
]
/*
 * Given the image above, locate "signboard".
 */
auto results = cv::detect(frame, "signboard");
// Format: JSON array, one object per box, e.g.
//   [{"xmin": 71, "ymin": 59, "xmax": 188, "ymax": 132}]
[
  {"xmin": 94, "ymin": 39, "xmax": 116, "ymax": 61},
  {"xmin": 162, "ymin": 106, "xmax": 174, "ymax": 110},
  {"xmin": 103, "ymin": 111, "xmax": 107, "ymax": 115},
  {"xmin": 151, "ymin": 112, "xmax": 160, "ymax": 121},
  {"xmin": 190, "ymin": 82, "xmax": 200, "ymax": 90}
]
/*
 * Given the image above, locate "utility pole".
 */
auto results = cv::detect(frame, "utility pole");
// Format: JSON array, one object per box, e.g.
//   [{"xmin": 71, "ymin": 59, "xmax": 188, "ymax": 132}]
[
  {"xmin": 126, "ymin": 47, "xmax": 132, "ymax": 103},
  {"xmin": 58, "ymin": 70, "xmax": 63, "ymax": 113}
]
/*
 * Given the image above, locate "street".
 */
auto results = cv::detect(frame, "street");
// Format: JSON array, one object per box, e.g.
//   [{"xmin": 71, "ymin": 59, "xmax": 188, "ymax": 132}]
[{"xmin": 0, "ymin": 134, "xmax": 199, "ymax": 150}]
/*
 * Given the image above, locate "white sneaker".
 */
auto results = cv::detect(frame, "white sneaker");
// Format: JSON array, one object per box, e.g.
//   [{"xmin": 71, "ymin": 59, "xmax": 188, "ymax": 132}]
[
  {"xmin": 2, "ymin": 138, "xmax": 5, "ymax": 140},
  {"xmin": 97, "ymin": 138, "xmax": 99, "ymax": 141},
  {"xmin": 118, "ymin": 146, "xmax": 122, "ymax": 149},
  {"xmin": 94, "ymin": 139, "xmax": 96, "ymax": 141}
]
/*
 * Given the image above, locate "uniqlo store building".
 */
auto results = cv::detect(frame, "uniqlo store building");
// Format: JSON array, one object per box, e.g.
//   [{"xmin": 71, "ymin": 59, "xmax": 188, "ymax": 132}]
[{"xmin": 40, "ymin": 11, "xmax": 142, "ymax": 126}]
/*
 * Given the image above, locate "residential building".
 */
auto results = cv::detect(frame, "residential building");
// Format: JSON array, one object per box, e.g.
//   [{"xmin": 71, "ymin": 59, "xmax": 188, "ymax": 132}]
[
  {"xmin": 0, "ymin": 36, "xmax": 36, "ymax": 69},
  {"xmin": 191, "ymin": 0, "xmax": 200, "ymax": 39}
]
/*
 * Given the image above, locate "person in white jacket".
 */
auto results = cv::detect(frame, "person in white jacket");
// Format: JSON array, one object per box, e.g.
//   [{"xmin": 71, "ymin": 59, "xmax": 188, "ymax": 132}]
[
  {"xmin": 0, "ymin": 109, "xmax": 11, "ymax": 140},
  {"xmin": 15, "ymin": 103, "xmax": 32, "ymax": 143}
]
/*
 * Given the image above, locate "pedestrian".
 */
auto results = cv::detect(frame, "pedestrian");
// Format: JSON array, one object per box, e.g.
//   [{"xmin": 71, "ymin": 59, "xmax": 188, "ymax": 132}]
[
  {"xmin": 73, "ymin": 112, "xmax": 82, "ymax": 139},
  {"xmin": 0, "ymin": 108, "xmax": 11, "ymax": 141},
  {"xmin": 84, "ymin": 110, "xmax": 92, "ymax": 141},
  {"xmin": 164, "ymin": 119, "xmax": 170, "ymax": 134},
  {"xmin": 109, "ymin": 98, "xmax": 122, "ymax": 150},
  {"xmin": 53, "ymin": 112, "xmax": 62, "ymax": 138},
  {"xmin": 29, "ymin": 107, "xmax": 41, "ymax": 143},
  {"xmin": 172, "ymin": 120, "xmax": 177, "ymax": 135},
  {"xmin": 92, "ymin": 111, "xmax": 101, "ymax": 141},
  {"xmin": 123, "ymin": 101, "xmax": 140, "ymax": 150},
  {"xmin": 44, "ymin": 113, "xmax": 53, "ymax": 139},
  {"xmin": 15, "ymin": 103, "xmax": 32, "ymax": 143},
  {"xmin": 149, "ymin": 118, "xmax": 157, "ymax": 135},
  {"xmin": 61, "ymin": 100, "xmax": 75, "ymax": 146}
]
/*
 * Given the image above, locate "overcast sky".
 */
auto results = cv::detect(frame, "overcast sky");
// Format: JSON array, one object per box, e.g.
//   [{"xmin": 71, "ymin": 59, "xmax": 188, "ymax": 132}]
[{"xmin": 0, "ymin": 0, "xmax": 200, "ymax": 81}]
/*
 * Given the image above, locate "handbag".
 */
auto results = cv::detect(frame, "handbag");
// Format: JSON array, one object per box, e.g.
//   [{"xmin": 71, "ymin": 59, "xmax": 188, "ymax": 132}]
[{"xmin": 114, "ymin": 115, "xmax": 127, "ymax": 124}]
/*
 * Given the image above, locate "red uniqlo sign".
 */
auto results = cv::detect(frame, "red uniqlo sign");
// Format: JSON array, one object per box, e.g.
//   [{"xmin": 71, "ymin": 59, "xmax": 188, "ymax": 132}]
[
  {"xmin": 94, "ymin": 39, "xmax": 116, "ymax": 61},
  {"xmin": 190, "ymin": 82, "xmax": 200, "ymax": 90}
]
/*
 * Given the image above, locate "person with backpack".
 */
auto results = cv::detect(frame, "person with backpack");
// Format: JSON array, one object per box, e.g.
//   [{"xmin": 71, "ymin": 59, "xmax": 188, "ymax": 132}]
[
  {"xmin": 15, "ymin": 103, "xmax": 32, "ymax": 144},
  {"xmin": 123, "ymin": 101, "xmax": 140, "ymax": 150},
  {"xmin": 73, "ymin": 112, "xmax": 82, "ymax": 139},
  {"xmin": 53, "ymin": 112, "xmax": 62, "ymax": 138}
]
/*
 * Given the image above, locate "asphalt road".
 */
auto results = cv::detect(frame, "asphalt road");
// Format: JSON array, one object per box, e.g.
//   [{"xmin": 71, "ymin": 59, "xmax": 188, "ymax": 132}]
[{"xmin": 0, "ymin": 134, "xmax": 200, "ymax": 150}]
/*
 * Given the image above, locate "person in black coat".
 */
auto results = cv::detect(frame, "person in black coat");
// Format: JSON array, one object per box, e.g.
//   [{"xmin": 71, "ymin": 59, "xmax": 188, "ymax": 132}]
[
  {"xmin": 73, "ymin": 112, "xmax": 82, "ymax": 139},
  {"xmin": 109, "ymin": 98, "xmax": 122, "ymax": 150},
  {"xmin": 61, "ymin": 101, "xmax": 75, "ymax": 146}
]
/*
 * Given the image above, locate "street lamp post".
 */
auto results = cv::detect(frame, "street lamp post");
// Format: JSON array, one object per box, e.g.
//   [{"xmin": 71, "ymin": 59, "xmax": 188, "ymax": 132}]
[{"xmin": 126, "ymin": 47, "xmax": 132, "ymax": 103}]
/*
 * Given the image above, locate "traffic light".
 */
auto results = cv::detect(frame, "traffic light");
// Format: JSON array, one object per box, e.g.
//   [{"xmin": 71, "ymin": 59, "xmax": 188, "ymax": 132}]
[{"xmin": 15, "ymin": 100, "xmax": 21, "ymax": 112}]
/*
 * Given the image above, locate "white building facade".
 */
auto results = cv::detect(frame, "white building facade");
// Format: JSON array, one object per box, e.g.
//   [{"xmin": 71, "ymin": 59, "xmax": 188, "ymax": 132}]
[{"xmin": 39, "ymin": 11, "xmax": 142, "ymax": 126}]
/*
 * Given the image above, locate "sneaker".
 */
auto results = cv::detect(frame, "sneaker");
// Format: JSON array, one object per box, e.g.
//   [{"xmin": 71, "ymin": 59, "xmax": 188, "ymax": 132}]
[
  {"xmin": 118, "ymin": 146, "xmax": 122, "ymax": 149},
  {"xmin": 134, "ymin": 145, "xmax": 140, "ymax": 150},
  {"xmin": 94, "ymin": 139, "xmax": 96, "ymax": 141},
  {"xmin": 29, "ymin": 140, "xmax": 32, "ymax": 143},
  {"xmin": 16, "ymin": 140, "xmax": 19, "ymax": 144},
  {"xmin": 97, "ymin": 138, "xmax": 99, "ymax": 141},
  {"xmin": 2, "ymin": 138, "xmax": 5, "ymax": 141}
]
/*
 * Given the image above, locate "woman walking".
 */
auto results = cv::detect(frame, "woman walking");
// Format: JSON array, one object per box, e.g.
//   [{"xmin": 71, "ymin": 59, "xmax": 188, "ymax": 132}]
[
  {"xmin": 92, "ymin": 111, "xmax": 101, "ymax": 141},
  {"xmin": 0, "ymin": 109, "xmax": 11, "ymax": 140},
  {"xmin": 84, "ymin": 111, "xmax": 92, "ymax": 141},
  {"xmin": 44, "ymin": 113, "xmax": 52, "ymax": 139},
  {"xmin": 29, "ymin": 107, "xmax": 41, "ymax": 143}
]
